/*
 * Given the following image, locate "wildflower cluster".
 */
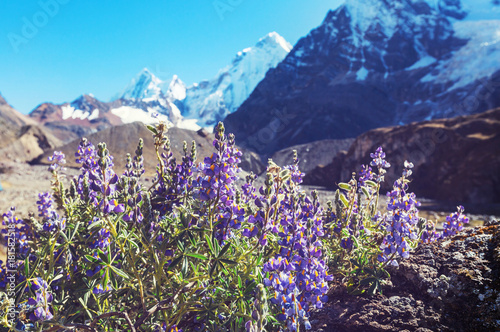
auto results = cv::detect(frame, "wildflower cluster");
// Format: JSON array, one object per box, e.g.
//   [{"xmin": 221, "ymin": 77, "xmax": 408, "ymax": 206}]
[
  {"xmin": 27, "ymin": 278, "xmax": 53, "ymax": 322},
  {"xmin": 442, "ymin": 205, "xmax": 469, "ymax": 237},
  {"xmin": 0, "ymin": 125, "xmax": 470, "ymax": 331}
]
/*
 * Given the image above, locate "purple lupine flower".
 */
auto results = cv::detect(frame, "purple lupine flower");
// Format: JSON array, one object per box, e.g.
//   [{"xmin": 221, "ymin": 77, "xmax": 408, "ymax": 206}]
[
  {"xmin": 369, "ymin": 147, "xmax": 391, "ymax": 183},
  {"xmin": 442, "ymin": 206, "xmax": 469, "ymax": 237},
  {"xmin": 1, "ymin": 207, "xmax": 31, "ymax": 258},
  {"xmin": 103, "ymin": 199, "xmax": 125, "ymax": 214},
  {"xmin": 191, "ymin": 123, "xmax": 243, "ymax": 243},
  {"xmin": 37, "ymin": 192, "xmax": 67, "ymax": 232},
  {"xmin": 28, "ymin": 277, "xmax": 54, "ymax": 322},
  {"xmin": 262, "ymin": 166, "xmax": 331, "ymax": 331},
  {"xmin": 370, "ymin": 147, "xmax": 390, "ymax": 168},
  {"xmin": 0, "ymin": 260, "xmax": 6, "ymax": 288},
  {"xmin": 153, "ymin": 137, "xmax": 197, "ymax": 215},
  {"xmin": 153, "ymin": 322, "xmax": 183, "ymax": 332},
  {"xmin": 420, "ymin": 220, "xmax": 441, "ymax": 244},
  {"xmin": 358, "ymin": 164, "xmax": 374, "ymax": 186},
  {"xmin": 89, "ymin": 228, "xmax": 111, "ymax": 249},
  {"xmin": 48, "ymin": 151, "xmax": 66, "ymax": 171},
  {"xmin": 37, "ymin": 192, "xmax": 57, "ymax": 220},
  {"xmin": 93, "ymin": 283, "xmax": 112, "ymax": 294},
  {"xmin": 403, "ymin": 160, "xmax": 414, "ymax": 177},
  {"xmin": 378, "ymin": 160, "xmax": 420, "ymax": 265},
  {"xmin": 340, "ymin": 237, "xmax": 353, "ymax": 251}
]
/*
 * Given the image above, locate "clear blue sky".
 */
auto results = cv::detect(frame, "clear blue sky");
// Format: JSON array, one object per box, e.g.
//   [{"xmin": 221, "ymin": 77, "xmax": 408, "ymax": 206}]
[{"xmin": 0, "ymin": 0, "xmax": 343, "ymax": 113}]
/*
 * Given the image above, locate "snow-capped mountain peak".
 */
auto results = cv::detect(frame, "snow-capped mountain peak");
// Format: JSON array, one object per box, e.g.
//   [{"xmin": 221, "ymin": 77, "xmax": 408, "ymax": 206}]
[
  {"xmin": 112, "ymin": 32, "xmax": 291, "ymax": 131},
  {"xmin": 166, "ymin": 75, "xmax": 187, "ymax": 101},
  {"xmin": 224, "ymin": 0, "xmax": 500, "ymax": 156},
  {"xmin": 121, "ymin": 68, "xmax": 165, "ymax": 101},
  {"xmin": 178, "ymin": 32, "xmax": 292, "ymax": 128},
  {"xmin": 255, "ymin": 31, "xmax": 293, "ymax": 52}
]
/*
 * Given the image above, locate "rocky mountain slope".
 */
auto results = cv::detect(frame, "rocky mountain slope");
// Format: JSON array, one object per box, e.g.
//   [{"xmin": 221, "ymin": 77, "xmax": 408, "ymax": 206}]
[
  {"xmin": 0, "ymin": 93, "xmax": 61, "ymax": 162},
  {"xmin": 29, "ymin": 94, "xmax": 124, "ymax": 142},
  {"xmin": 34, "ymin": 122, "xmax": 264, "ymax": 175},
  {"xmin": 304, "ymin": 108, "xmax": 500, "ymax": 204},
  {"xmin": 224, "ymin": 0, "xmax": 500, "ymax": 155},
  {"xmin": 271, "ymin": 138, "xmax": 354, "ymax": 173}
]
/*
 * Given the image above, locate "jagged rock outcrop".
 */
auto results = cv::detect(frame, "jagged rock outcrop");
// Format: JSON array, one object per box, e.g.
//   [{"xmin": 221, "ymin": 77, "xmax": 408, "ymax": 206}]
[
  {"xmin": 310, "ymin": 223, "xmax": 500, "ymax": 331},
  {"xmin": 0, "ymin": 93, "xmax": 61, "ymax": 162}
]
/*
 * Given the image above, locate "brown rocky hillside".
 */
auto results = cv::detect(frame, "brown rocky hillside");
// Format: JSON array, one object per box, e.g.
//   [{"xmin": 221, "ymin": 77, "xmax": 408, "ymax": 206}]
[{"xmin": 304, "ymin": 108, "xmax": 500, "ymax": 204}]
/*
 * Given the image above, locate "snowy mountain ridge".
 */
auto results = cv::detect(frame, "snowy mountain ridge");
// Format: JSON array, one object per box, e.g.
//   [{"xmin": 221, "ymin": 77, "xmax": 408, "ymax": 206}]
[
  {"xmin": 224, "ymin": 0, "xmax": 500, "ymax": 155},
  {"xmin": 116, "ymin": 32, "xmax": 292, "ymax": 131}
]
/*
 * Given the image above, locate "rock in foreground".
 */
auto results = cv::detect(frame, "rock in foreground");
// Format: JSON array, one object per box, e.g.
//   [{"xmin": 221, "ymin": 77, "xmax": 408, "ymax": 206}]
[{"xmin": 310, "ymin": 223, "xmax": 500, "ymax": 332}]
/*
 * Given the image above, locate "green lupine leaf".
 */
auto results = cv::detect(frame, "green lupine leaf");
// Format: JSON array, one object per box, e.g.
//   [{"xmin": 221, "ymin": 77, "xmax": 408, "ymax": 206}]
[
  {"xmin": 339, "ymin": 183, "xmax": 352, "ymax": 191},
  {"xmin": 102, "ymin": 268, "xmax": 110, "ymax": 288},
  {"xmin": 218, "ymin": 243, "xmax": 231, "ymax": 258},
  {"xmin": 85, "ymin": 254, "xmax": 98, "ymax": 263},
  {"xmin": 359, "ymin": 277, "xmax": 376, "ymax": 285},
  {"xmin": 339, "ymin": 193, "xmax": 349, "ymax": 207},
  {"xmin": 168, "ymin": 255, "xmax": 184, "ymax": 271},
  {"xmin": 205, "ymin": 234, "xmax": 215, "ymax": 255},
  {"xmin": 186, "ymin": 253, "xmax": 208, "ymax": 260},
  {"xmin": 24, "ymin": 257, "xmax": 29, "ymax": 276},
  {"xmin": 70, "ymin": 221, "xmax": 80, "ymax": 241},
  {"xmin": 110, "ymin": 266, "xmax": 130, "ymax": 280},
  {"xmin": 368, "ymin": 280, "xmax": 379, "ymax": 296},
  {"xmin": 146, "ymin": 125, "xmax": 158, "ymax": 135},
  {"xmin": 109, "ymin": 271, "xmax": 118, "ymax": 289},
  {"xmin": 209, "ymin": 262, "xmax": 217, "ymax": 278},
  {"xmin": 182, "ymin": 257, "xmax": 189, "ymax": 276},
  {"xmin": 219, "ymin": 259, "xmax": 237, "ymax": 265},
  {"xmin": 97, "ymin": 250, "xmax": 108, "ymax": 264}
]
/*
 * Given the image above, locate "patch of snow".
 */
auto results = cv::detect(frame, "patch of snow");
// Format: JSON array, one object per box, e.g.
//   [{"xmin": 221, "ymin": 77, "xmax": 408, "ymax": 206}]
[
  {"xmin": 344, "ymin": 0, "xmax": 401, "ymax": 45},
  {"xmin": 356, "ymin": 66, "xmax": 369, "ymax": 80},
  {"xmin": 176, "ymin": 119, "xmax": 202, "ymax": 131},
  {"xmin": 61, "ymin": 105, "xmax": 94, "ymax": 121},
  {"xmin": 406, "ymin": 55, "xmax": 437, "ymax": 70},
  {"xmin": 111, "ymin": 106, "xmax": 171, "ymax": 125},
  {"xmin": 61, "ymin": 105, "xmax": 74, "ymax": 120},
  {"xmin": 422, "ymin": 20, "xmax": 500, "ymax": 89},
  {"xmin": 88, "ymin": 109, "xmax": 99, "ymax": 121},
  {"xmin": 166, "ymin": 75, "xmax": 187, "ymax": 101}
]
